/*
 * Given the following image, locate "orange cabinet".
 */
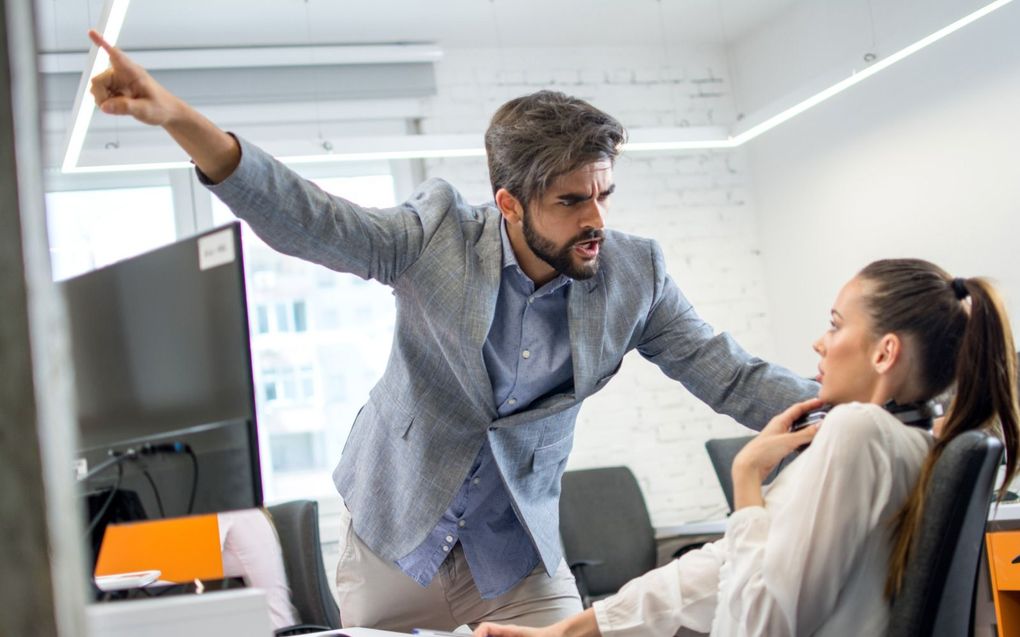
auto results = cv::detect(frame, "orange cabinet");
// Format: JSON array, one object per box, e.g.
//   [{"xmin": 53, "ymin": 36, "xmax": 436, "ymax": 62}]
[{"xmin": 986, "ymin": 531, "xmax": 1020, "ymax": 635}]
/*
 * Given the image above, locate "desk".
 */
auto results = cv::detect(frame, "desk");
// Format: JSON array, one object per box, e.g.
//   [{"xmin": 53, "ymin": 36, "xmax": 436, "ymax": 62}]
[{"xmin": 309, "ymin": 630, "xmax": 415, "ymax": 636}]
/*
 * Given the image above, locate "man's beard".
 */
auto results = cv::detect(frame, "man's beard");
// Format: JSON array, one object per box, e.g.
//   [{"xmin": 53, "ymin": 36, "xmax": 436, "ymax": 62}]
[{"xmin": 522, "ymin": 209, "xmax": 604, "ymax": 280}]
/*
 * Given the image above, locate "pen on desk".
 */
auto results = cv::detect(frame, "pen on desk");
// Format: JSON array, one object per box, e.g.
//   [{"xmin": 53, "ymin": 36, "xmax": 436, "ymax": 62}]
[{"xmin": 411, "ymin": 629, "xmax": 468, "ymax": 637}]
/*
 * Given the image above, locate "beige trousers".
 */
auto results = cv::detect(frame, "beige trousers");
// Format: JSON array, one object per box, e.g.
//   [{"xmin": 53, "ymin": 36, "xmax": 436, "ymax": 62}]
[{"xmin": 334, "ymin": 506, "xmax": 583, "ymax": 632}]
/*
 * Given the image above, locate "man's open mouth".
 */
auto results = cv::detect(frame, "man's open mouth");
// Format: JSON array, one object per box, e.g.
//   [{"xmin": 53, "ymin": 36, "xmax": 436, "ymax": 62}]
[{"xmin": 574, "ymin": 239, "xmax": 601, "ymax": 260}]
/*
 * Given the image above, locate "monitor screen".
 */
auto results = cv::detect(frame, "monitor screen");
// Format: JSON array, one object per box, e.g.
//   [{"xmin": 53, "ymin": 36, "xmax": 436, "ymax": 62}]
[{"xmin": 62, "ymin": 222, "xmax": 262, "ymax": 524}]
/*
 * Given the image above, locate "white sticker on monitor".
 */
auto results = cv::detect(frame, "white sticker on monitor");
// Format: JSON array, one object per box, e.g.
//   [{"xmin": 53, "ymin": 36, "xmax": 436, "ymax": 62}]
[
  {"xmin": 198, "ymin": 229, "xmax": 236, "ymax": 271},
  {"xmin": 75, "ymin": 458, "xmax": 87, "ymax": 480}
]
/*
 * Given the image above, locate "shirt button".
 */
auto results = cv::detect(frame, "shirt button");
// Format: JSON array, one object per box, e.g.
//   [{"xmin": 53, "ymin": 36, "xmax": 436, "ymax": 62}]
[
  {"xmin": 472, "ymin": 478, "xmax": 481, "ymax": 485},
  {"xmin": 458, "ymin": 520, "xmax": 466, "ymax": 528},
  {"xmin": 528, "ymin": 297, "xmax": 534, "ymax": 304},
  {"xmin": 445, "ymin": 535, "xmax": 453, "ymax": 542},
  {"xmin": 522, "ymin": 350, "xmax": 531, "ymax": 359},
  {"xmin": 507, "ymin": 398, "xmax": 517, "ymax": 406},
  {"xmin": 442, "ymin": 545, "xmax": 450, "ymax": 552}
]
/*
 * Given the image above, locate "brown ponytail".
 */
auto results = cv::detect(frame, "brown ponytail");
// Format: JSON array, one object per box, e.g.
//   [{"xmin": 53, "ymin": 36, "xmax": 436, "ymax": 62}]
[{"xmin": 858, "ymin": 261, "xmax": 1020, "ymax": 598}]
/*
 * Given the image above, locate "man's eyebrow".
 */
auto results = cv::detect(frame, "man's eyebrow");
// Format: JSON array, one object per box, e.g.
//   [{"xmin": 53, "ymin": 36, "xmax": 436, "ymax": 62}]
[
  {"xmin": 556, "ymin": 191, "xmax": 593, "ymax": 205},
  {"xmin": 555, "ymin": 183, "xmax": 616, "ymax": 204},
  {"xmin": 831, "ymin": 309, "xmax": 844, "ymax": 320}
]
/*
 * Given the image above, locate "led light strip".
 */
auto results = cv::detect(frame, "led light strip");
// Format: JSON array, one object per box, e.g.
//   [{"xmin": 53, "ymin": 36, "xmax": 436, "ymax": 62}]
[
  {"xmin": 62, "ymin": 0, "xmax": 1014, "ymax": 173},
  {"xmin": 61, "ymin": 0, "xmax": 131, "ymax": 172},
  {"xmin": 729, "ymin": 0, "xmax": 1017, "ymax": 145}
]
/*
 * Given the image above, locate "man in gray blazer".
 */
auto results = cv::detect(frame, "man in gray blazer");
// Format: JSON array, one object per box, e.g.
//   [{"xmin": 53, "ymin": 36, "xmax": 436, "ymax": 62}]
[{"xmin": 89, "ymin": 31, "xmax": 817, "ymax": 632}]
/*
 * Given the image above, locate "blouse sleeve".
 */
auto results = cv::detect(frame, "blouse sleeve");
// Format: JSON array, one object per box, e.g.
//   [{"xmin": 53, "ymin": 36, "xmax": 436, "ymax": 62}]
[
  {"xmin": 593, "ymin": 539, "xmax": 727, "ymax": 637},
  {"xmin": 712, "ymin": 404, "xmax": 896, "ymax": 636}
]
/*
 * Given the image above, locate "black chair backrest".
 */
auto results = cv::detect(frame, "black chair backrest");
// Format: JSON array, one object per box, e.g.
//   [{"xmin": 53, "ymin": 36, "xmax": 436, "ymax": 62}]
[
  {"xmin": 559, "ymin": 466, "xmax": 656, "ymax": 598},
  {"xmin": 704, "ymin": 436, "xmax": 754, "ymax": 512},
  {"xmin": 887, "ymin": 430, "xmax": 1003, "ymax": 637},
  {"xmin": 266, "ymin": 500, "xmax": 342, "ymax": 630},
  {"xmin": 704, "ymin": 436, "xmax": 790, "ymax": 513}
]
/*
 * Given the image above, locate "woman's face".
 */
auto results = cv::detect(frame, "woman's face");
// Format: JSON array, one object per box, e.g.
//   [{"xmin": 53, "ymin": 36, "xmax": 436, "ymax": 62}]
[{"xmin": 813, "ymin": 277, "xmax": 883, "ymax": 405}]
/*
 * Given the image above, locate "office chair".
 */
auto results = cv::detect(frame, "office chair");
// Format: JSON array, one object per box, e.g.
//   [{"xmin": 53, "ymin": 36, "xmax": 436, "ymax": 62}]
[
  {"xmin": 704, "ymin": 436, "xmax": 790, "ymax": 513},
  {"xmin": 266, "ymin": 500, "xmax": 342, "ymax": 636},
  {"xmin": 887, "ymin": 430, "xmax": 1003, "ymax": 637},
  {"xmin": 559, "ymin": 466, "xmax": 657, "ymax": 608}
]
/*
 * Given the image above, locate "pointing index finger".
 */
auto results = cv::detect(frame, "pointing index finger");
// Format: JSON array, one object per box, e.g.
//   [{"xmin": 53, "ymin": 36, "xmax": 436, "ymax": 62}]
[{"xmin": 87, "ymin": 29, "xmax": 113, "ymax": 53}]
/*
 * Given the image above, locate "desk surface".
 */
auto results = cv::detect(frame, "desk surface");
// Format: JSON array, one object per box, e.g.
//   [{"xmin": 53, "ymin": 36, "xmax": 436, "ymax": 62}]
[{"xmin": 309, "ymin": 630, "xmax": 422, "ymax": 636}]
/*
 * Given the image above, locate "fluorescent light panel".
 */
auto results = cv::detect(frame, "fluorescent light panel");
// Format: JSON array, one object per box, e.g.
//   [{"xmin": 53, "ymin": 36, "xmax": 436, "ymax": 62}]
[
  {"xmin": 63, "ymin": 0, "xmax": 1014, "ymax": 172},
  {"xmin": 61, "ymin": 0, "xmax": 131, "ymax": 172}
]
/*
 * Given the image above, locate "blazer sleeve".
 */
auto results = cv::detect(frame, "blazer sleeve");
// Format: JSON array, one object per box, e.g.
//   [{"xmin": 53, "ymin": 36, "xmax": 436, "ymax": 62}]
[
  {"xmin": 201, "ymin": 135, "xmax": 428, "ymax": 286},
  {"xmin": 636, "ymin": 240, "xmax": 817, "ymax": 430},
  {"xmin": 711, "ymin": 405, "xmax": 896, "ymax": 636}
]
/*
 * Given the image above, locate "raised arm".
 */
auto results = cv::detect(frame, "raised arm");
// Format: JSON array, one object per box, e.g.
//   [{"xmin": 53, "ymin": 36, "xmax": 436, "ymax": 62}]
[{"xmin": 87, "ymin": 29, "xmax": 240, "ymax": 183}]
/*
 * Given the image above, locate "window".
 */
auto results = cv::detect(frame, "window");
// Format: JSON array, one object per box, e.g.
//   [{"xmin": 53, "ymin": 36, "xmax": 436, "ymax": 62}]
[
  {"xmin": 45, "ymin": 186, "xmax": 176, "ymax": 281},
  {"xmin": 293, "ymin": 301, "xmax": 308, "ymax": 332},
  {"xmin": 211, "ymin": 168, "xmax": 399, "ymax": 502},
  {"xmin": 256, "ymin": 305, "xmax": 270, "ymax": 334}
]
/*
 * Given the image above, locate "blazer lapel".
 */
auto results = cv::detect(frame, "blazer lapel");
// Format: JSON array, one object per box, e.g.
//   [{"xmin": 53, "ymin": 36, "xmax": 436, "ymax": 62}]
[
  {"xmin": 568, "ymin": 271, "xmax": 607, "ymax": 399},
  {"xmin": 459, "ymin": 222, "xmax": 502, "ymax": 416}
]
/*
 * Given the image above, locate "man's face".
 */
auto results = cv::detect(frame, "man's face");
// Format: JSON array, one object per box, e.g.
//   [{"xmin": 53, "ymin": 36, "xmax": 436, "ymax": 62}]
[{"xmin": 521, "ymin": 160, "xmax": 615, "ymax": 280}]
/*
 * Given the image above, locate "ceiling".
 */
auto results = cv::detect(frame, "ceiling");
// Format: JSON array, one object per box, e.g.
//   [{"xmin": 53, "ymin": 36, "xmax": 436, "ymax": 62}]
[{"xmin": 35, "ymin": 0, "xmax": 803, "ymax": 53}]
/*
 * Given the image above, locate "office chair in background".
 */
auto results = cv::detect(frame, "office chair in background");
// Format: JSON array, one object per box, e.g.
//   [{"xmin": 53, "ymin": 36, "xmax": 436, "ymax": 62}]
[
  {"xmin": 266, "ymin": 500, "xmax": 342, "ymax": 636},
  {"xmin": 704, "ymin": 436, "xmax": 790, "ymax": 513},
  {"xmin": 887, "ymin": 430, "xmax": 1003, "ymax": 637},
  {"xmin": 559, "ymin": 466, "xmax": 657, "ymax": 608}
]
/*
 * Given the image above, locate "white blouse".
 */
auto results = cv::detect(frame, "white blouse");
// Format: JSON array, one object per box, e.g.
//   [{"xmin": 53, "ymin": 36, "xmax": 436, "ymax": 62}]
[{"xmin": 593, "ymin": 402, "xmax": 933, "ymax": 637}]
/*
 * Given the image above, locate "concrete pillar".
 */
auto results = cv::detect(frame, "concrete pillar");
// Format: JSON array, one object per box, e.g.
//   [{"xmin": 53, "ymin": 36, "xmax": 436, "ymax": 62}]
[{"xmin": 0, "ymin": 0, "xmax": 88, "ymax": 634}]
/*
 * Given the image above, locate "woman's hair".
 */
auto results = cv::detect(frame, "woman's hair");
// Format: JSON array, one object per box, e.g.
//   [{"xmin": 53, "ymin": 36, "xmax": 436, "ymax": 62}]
[
  {"xmin": 484, "ymin": 90, "xmax": 626, "ymax": 207},
  {"xmin": 855, "ymin": 259, "xmax": 1019, "ymax": 598}
]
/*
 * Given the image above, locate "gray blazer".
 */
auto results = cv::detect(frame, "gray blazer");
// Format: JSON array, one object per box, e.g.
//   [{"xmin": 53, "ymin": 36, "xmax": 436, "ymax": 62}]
[{"xmin": 208, "ymin": 137, "xmax": 818, "ymax": 574}]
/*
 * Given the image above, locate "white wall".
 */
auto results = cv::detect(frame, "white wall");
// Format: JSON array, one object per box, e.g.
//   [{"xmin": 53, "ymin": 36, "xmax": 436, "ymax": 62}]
[
  {"xmin": 748, "ymin": 2, "xmax": 1020, "ymax": 375},
  {"xmin": 419, "ymin": 45, "xmax": 771, "ymax": 526}
]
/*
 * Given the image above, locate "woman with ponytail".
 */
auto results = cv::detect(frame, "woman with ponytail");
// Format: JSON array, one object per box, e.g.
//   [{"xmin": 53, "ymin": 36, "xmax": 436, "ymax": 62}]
[{"xmin": 475, "ymin": 258, "xmax": 1019, "ymax": 637}]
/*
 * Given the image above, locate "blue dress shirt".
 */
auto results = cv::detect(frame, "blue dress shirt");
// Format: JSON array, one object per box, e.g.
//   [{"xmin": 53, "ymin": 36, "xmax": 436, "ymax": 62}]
[{"xmin": 395, "ymin": 220, "xmax": 574, "ymax": 599}]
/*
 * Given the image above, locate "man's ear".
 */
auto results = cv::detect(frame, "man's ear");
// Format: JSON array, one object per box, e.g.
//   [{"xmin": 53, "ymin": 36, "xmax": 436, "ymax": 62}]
[
  {"xmin": 495, "ymin": 188, "xmax": 524, "ymax": 224},
  {"xmin": 872, "ymin": 333, "xmax": 902, "ymax": 374}
]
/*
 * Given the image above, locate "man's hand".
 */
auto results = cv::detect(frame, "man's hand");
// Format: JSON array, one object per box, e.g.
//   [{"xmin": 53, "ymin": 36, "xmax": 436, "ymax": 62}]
[
  {"xmin": 88, "ymin": 30, "xmax": 181, "ymax": 126},
  {"xmin": 86, "ymin": 29, "xmax": 241, "ymax": 182},
  {"xmin": 731, "ymin": 398, "xmax": 823, "ymax": 509}
]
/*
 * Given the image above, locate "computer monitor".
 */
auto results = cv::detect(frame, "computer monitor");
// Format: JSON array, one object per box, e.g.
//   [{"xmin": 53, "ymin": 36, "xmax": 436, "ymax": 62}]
[{"xmin": 61, "ymin": 223, "xmax": 263, "ymax": 547}]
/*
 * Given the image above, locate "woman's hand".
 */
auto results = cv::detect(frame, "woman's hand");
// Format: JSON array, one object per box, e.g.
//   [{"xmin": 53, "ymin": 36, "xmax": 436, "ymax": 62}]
[
  {"xmin": 473, "ymin": 623, "xmax": 553, "ymax": 637},
  {"xmin": 731, "ymin": 398, "xmax": 824, "ymax": 509},
  {"xmin": 474, "ymin": 608, "xmax": 599, "ymax": 637}
]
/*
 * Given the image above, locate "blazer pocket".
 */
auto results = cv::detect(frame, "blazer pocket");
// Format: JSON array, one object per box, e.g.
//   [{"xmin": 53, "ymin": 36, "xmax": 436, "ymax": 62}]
[
  {"xmin": 592, "ymin": 362, "xmax": 623, "ymax": 392},
  {"xmin": 532, "ymin": 434, "xmax": 574, "ymax": 471},
  {"xmin": 371, "ymin": 399, "xmax": 414, "ymax": 439}
]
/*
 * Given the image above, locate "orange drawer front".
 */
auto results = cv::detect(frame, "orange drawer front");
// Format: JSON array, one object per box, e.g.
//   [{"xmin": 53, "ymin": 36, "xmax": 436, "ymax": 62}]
[{"xmin": 988, "ymin": 531, "xmax": 1020, "ymax": 591}]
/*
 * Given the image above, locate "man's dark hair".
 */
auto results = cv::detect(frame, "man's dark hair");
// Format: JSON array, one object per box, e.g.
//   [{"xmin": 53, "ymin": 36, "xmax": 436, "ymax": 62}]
[{"xmin": 484, "ymin": 90, "xmax": 626, "ymax": 207}]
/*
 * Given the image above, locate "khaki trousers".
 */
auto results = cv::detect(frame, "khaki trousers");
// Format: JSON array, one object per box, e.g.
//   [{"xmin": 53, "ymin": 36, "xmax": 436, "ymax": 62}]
[{"xmin": 335, "ymin": 506, "xmax": 583, "ymax": 632}]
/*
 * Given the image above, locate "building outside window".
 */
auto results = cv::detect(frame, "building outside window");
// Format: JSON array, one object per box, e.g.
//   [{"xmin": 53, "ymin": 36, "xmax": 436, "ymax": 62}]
[
  {"xmin": 45, "ymin": 186, "xmax": 176, "ymax": 282},
  {"xmin": 211, "ymin": 171, "xmax": 398, "ymax": 502}
]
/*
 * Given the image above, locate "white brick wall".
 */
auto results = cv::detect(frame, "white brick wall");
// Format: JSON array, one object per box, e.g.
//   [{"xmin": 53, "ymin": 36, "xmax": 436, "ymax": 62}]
[{"xmin": 418, "ymin": 46, "xmax": 779, "ymax": 527}]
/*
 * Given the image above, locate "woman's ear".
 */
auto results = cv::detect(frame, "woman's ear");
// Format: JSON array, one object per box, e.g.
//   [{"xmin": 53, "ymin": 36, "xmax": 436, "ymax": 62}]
[
  {"xmin": 872, "ymin": 333, "xmax": 902, "ymax": 374},
  {"xmin": 495, "ymin": 188, "xmax": 524, "ymax": 224}
]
